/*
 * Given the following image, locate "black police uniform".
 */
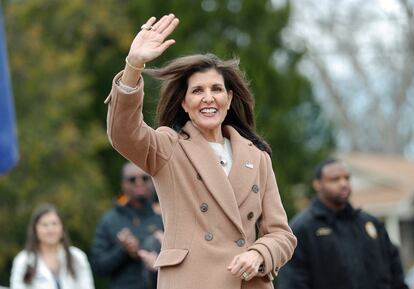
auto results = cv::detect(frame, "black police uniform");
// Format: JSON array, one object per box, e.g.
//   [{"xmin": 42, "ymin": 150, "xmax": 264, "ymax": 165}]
[
  {"xmin": 278, "ymin": 198, "xmax": 408, "ymax": 289},
  {"xmin": 91, "ymin": 200, "xmax": 163, "ymax": 289}
]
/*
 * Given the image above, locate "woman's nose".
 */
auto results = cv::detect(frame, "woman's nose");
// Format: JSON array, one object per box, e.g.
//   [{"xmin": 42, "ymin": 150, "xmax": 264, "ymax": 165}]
[{"xmin": 202, "ymin": 93, "xmax": 214, "ymax": 104}]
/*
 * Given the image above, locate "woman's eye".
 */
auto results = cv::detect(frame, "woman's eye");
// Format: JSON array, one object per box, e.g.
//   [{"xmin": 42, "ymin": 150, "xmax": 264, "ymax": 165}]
[
  {"xmin": 213, "ymin": 87, "xmax": 223, "ymax": 92},
  {"xmin": 192, "ymin": 88, "xmax": 202, "ymax": 94}
]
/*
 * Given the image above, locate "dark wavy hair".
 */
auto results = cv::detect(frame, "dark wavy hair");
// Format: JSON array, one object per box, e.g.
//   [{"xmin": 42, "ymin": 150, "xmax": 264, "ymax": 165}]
[
  {"xmin": 23, "ymin": 203, "xmax": 76, "ymax": 284},
  {"xmin": 144, "ymin": 53, "xmax": 271, "ymax": 155}
]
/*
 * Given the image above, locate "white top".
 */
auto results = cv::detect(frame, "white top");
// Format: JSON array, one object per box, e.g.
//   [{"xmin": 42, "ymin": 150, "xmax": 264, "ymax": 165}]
[
  {"xmin": 208, "ymin": 137, "xmax": 233, "ymax": 176},
  {"xmin": 10, "ymin": 246, "xmax": 95, "ymax": 289}
]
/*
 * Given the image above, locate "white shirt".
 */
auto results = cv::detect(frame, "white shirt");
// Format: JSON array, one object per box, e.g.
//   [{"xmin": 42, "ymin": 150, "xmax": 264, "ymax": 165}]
[
  {"xmin": 10, "ymin": 246, "xmax": 95, "ymax": 289},
  {"xmin": 208, "ymin": 138, "xmax": 233, "ymax": 176}
]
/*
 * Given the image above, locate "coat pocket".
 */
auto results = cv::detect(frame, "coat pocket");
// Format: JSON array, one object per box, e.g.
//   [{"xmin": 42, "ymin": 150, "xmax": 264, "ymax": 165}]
[{"xmin": 154, "ymin": 249, "xmax": 189, "ymax": 268}]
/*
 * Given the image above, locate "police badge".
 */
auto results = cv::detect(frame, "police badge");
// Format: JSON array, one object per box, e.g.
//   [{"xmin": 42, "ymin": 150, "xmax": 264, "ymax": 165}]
[{"xmin": 365, "ymin": 221, "xmax": 378, "ymax": 239}]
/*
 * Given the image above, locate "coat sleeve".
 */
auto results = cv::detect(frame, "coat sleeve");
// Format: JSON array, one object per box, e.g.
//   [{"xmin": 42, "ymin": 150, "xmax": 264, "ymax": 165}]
[
  {"xmin": 376, "ymin": 223, "xmax": 409, "ymax": 289},
  {"xmin": 71, "ymin": 247, "xmax": 96, "ymax": 289},
  {"xmin": 248, "ymin": 153, "xmax": 297, "ymax": 278},
  {"xmin": 10, "ymin": 252, "xmax": 29, "ymax": 289},
  {"xmin": 276, "ymin": 220, "xmax": 312, "ymax": 289},
  {"xmin": 389, "ymin": 243, "xmax": 409, "ymax": 289},
  {"xmin": 105, "ymin": 71, "xmax": 179, "ymax": 175}
]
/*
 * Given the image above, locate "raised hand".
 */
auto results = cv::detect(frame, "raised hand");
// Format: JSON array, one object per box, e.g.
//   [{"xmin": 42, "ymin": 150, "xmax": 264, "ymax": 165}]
[{"xmin": 127, "ymin": 14, "xmax": 179, "ymax": 68}]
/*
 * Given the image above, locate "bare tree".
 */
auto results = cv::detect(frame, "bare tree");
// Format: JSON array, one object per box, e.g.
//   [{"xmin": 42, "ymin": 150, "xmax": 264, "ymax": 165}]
[{"xmin": 284, "ymin": 0, "xmax": 414, "ymax": 156}]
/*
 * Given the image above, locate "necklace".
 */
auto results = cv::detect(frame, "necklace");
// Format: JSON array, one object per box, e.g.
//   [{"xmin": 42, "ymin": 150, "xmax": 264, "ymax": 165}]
[{"xmin": 208, "ymin": 138, "xmax": 233, "ymax": 175}]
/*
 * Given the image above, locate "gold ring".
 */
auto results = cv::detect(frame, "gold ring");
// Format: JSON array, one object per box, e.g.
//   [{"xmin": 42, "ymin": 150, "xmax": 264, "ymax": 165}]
[{"xmin": 242, "ymin": 272, "xmax": 249, "ymax": 280}]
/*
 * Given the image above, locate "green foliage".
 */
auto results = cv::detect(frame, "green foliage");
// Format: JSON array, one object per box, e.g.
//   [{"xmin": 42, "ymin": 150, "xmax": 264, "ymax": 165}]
[
  {"xmin": 0, "ymin": 0, "xmax": 333, "ymax": 287},
  {"xmin": 0, "ymin": 0, "xmax": 114, "ymax": 285}
]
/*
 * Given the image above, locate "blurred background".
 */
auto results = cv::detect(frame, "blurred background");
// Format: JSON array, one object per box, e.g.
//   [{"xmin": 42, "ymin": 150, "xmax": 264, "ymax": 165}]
[{"xmin": 0, "ymin": 0, "xmax": 413, "ymax": 288}]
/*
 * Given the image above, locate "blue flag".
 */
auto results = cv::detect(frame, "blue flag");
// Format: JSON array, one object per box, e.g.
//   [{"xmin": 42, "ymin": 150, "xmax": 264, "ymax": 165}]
[{"xmin": 0, "ymin": 7, "xmax": 19, "ymax": 174}]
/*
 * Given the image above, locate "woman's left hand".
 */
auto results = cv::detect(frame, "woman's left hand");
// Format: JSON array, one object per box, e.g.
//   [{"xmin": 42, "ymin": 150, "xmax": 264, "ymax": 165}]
[{"xmin": 227, "ymin": 250, "xmax": 264, "ymax": 281}]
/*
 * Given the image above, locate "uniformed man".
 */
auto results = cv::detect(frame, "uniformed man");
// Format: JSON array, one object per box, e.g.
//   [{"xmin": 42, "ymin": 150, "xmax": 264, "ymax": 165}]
[
  {"xmin": 278, "ymin": 158, "xmax": 408, "ymax": 289},
  {"xmin": 91, "ymin": 162, "xmax": 163, "ymax": 289}
]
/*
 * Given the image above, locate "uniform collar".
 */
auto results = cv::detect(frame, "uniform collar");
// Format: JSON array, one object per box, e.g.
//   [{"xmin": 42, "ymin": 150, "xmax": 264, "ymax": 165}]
[
  {"xmin": 115, "ymin": 198, "xmax": 154, "ymax": 217},
  {"xmin": 311, "ymin": 197, "xmax": 359, "ymax": 221}
]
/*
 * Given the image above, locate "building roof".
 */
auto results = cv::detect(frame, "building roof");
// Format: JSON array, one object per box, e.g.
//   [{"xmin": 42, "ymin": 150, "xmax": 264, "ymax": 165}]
[{"xmin": 337, "ymin": 152, "xmax": 414, "ymax": 218}]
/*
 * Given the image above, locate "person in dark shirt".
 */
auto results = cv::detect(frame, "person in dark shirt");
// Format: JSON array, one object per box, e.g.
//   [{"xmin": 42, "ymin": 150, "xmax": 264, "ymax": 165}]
[
  {"xmin": 278, "ymin": 157, "xmax": 408, "ymax": 289},
  {"xmin": 91, "ymin": 162, "xmax": 163, "ymax": 289}
]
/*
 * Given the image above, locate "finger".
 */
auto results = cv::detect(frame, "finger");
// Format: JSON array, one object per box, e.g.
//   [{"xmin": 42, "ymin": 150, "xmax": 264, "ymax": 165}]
[
  {"xmin": 118, "ymin": 228, "xmax": 128, "ymax": 234},
  {"xmin": 154, "ymin": 230, "xmax": 164, "ymax": 243},
  {"xmin": 121, "ymin": 227, "xmax": 132, "ymax": 234},
  {"xmin": 237, "ymin": 260, "xmax": 257, "ymax": 277},
  {"xmin": 152, "ymin": 13, "xmax": 174, "ymax": 32},
  {"xmin": 156, "ymin": 13, "xmax": 176, "ymax": 33},
  {"xmin": 157, "ymin": 39, "xmax": 176, "ymax": 53},
  {"xmin": 243, "ymin": 273, "xmax": 251, "ymax": 282},
  {"xmin": 227, "ymin": 255, "xmax": 241, "ymax": 271},
  {"xmin": 138, "ymin": 249, "xmax": 149, "ymax": 259},
  {"xmin": 139, "ymin": 17, "xmax": 157, "ymax": 33},
  {"xmin": 144, "ymin": 16, "xmax": 157, "ymax": 27},
  {"xmin": 243, "ymin": 267, "xmax": 255, "ymax": 278},
  {"xmin": 236, "ymin": 265, "xmax": 249, "ymax": 277},
  {"xmin": 117, "ymin": 231, "xmax": 127, "ymax": 241},
  {"xmin": 160, "ymin": 18, "xmax": 180, "ymax": 38},
  {"xmin": 227, "ymin": 257, "xmax": 237, "ymax": 271},
  {"xmin": 126, "ymin": 238, "xmax": 136, "ymax": 246},
  {"xmin": 232, "ymin": 257, "xmax": 249, "ymax": 276},
  {"xmin": 230, "ymin": 261, "xmax": 244, "ymax": 275},
  {"xmin": 239, "ymin": 268, "xmax": 252, "ymax": 281},
  {"xmin": 151, "ymin": 14, "xmax": 169, "ymax": 31},
  {"xmin": 244, "ymin": 269, "xmax": 258, "ymax": 281},
  {"xmin": 125, "ymin": 233, "xmax": 135, "ymax": 243}
]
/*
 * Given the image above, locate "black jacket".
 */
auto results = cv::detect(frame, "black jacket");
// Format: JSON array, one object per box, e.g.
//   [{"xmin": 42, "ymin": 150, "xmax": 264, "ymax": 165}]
[
  {"xmin": 91, "ymin": 200, "xmax": 163, "ymax": 289},
  {"xmin": 278, "ymin": 198, "xmax": 408, "ymax": 289}
]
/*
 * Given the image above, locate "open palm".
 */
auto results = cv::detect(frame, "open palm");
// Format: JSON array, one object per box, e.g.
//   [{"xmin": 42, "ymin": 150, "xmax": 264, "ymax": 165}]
[{"xmin": 127, "ymin": 14, "xmax": 179, "ymax": 66}]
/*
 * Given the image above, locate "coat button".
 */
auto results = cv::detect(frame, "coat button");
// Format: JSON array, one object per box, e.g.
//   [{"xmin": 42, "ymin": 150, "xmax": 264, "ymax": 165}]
[
  {"xmin": 196, "ymin": 173, "xmax": 202, "ymax": 180},
  {"xmin": 247, "ymin": 212, "xmax": 254, "ymax": 220},
  {"xmin": 205, "ymin": 232, "xmax": 214, "ymax": 241},
  {"xmin": 200, "ymin": 203, "xmax": 208, "ymax": 212},
  {"xmin": 235, "ymin": 238, "xmax": 246, "ymax": 247},
  {"xmin": 252, "ymin": 184, "xmax": 259, "ymax": 193}
]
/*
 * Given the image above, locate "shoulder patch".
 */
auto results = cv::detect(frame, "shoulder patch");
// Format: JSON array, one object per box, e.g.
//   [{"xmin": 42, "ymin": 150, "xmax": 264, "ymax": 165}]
[
  {"xmin": 316, "ymin": 227, "xmax": 332, "ymax": 236},
  {"xmin": 365, "ymin": 221, "xmax": 378, "ymax": 239}
]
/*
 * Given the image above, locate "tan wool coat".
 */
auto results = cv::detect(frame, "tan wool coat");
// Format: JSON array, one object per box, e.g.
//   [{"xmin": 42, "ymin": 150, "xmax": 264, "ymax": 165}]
[{"xmin": 105, "ymin": 72, "xmax": 297, "ymax": 289}]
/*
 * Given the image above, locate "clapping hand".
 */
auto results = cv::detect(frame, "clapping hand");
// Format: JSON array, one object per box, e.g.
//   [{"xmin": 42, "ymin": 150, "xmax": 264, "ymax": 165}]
[
  {"xmin": 117, "ymin": 228, "xmax": 140, "ymax": 259},
  {"xmin": 138, "ymin": 249, "xmax": 158, "ymax": 272}
]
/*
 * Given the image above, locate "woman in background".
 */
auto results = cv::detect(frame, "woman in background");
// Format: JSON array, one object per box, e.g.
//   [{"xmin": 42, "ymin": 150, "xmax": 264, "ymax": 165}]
[{"xmin": 10, "ymin": 203, "xmax": 95, "ymax": 289}]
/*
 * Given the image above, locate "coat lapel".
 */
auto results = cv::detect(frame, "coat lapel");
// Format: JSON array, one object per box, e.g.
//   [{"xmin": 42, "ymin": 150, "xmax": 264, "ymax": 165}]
[
  {"xmin": 225, "ymin": 126, "xmax": 261, "ymax": 206},
  {"xmin": 179, "ymin": 122, "xmax": 244, "ymax": 234}
]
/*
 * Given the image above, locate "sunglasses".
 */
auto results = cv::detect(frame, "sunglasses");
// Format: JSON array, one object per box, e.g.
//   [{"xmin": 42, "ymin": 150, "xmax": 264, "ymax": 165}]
[{"xmin": 124, "ymin": 175, "xmax": 150, "ymax": 183}]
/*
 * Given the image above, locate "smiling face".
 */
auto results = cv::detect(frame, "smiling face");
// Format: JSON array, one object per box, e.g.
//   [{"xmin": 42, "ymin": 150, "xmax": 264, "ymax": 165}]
[
  {"xmin": 181, "ymin": 69, "xmax": 233, "ymax": 142},
  {"xmin": 35, "ymin": 211, "xmax": 63, "ymax": 247}
]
